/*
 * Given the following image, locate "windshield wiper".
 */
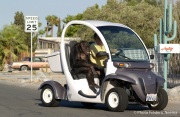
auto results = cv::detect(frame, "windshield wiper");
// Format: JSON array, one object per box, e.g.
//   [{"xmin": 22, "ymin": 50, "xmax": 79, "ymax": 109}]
[{"xmin": 113, "ymin": 52, "xmax": 131, "ymax": 60}]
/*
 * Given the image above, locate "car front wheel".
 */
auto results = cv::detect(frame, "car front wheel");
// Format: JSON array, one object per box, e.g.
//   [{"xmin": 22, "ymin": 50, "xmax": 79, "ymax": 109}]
[
  {"xmin": 148, "ymin": 88, "xmax": 168, "ymax": 110},
  {"xmin": 105, "ymin": 87, "xmax": 128, "ymax": 112}
]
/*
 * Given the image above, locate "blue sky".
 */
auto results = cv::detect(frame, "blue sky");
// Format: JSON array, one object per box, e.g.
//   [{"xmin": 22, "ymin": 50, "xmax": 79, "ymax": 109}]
[{"xmin": 0, "ymin": 0, "xmax": 107, "ymax": 30}]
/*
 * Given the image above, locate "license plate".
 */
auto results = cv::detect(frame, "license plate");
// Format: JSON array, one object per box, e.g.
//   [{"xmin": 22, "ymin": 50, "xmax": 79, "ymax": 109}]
[{"xmin": 146, "ymin": 94, "xmax": 157, "ymax": 101}]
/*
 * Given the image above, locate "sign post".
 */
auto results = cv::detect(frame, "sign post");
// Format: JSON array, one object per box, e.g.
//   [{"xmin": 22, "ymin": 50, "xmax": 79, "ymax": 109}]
[
  {"xmin": 25, "ymin": 16, "xmax": 38, "ymax": 82},
  {"xmin": 153, "ymin": 0, "xmax": 177, "ymax": 91}
]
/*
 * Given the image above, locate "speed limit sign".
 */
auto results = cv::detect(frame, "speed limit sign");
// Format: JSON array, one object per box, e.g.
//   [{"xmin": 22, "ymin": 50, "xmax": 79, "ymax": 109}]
[
  {"xmin": 24, "ymin": 16, "xmax": 38, "ymax": 82},
  {"xmin": 25, "ymin": 16, "xmax": 38, "ymax": 32}
]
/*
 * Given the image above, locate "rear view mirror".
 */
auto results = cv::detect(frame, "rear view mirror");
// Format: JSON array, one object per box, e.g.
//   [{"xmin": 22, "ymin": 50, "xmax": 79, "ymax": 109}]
[{"xmin": 150, "ymin": 55, "xmax": 154, "ymax": 59}]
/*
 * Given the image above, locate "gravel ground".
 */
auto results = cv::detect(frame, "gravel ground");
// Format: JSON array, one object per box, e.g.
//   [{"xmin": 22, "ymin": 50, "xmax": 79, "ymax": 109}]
[{"xmin": 167, "ymin": 86, "xmax": 180, "ymax": 101}]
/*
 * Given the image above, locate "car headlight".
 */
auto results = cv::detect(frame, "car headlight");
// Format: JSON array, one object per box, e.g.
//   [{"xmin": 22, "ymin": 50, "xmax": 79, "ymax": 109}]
[{"xmin": 119, "ymin": 63, "xmax": 131, "ymax": 68}]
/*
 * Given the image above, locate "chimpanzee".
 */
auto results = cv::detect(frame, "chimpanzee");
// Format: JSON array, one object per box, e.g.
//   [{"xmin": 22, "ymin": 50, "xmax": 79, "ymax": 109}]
[{"xmin": 70, "ymin": 41, "xmax": 100, "ymax": 89}]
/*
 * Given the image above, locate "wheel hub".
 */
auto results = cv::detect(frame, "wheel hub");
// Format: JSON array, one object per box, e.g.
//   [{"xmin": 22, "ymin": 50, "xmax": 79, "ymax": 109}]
[
  {"xmin": 43, "ymin": 89, "xmax": 53, "ymax": 103},
  {"xmin": 108, "ymin": 92, "xmax": 119, "ymax": 108}
]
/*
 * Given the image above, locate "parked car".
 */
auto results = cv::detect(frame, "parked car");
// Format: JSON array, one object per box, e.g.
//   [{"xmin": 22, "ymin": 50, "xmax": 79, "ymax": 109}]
[{"xmin": 10, "ymin": 57, "xmax": 49, "ymax": 71}]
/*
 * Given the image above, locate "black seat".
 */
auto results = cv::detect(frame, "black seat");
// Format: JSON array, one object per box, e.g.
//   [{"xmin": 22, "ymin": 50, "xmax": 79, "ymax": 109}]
[{"xmin": 65, "ymin": 41, "xmax": 87, "ymax": 79}]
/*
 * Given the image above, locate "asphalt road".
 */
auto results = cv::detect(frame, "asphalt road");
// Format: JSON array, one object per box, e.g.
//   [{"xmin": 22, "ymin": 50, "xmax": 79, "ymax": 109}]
[{"xmin": 0, "ymin": 83, "xmax": 179, "ymax": 117}]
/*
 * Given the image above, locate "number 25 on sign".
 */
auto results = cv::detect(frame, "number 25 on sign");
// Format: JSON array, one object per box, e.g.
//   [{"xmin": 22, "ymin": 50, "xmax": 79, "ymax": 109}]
[{"xmin": 25, "ymin": 16, "xmax": 38, "ymax": 32}]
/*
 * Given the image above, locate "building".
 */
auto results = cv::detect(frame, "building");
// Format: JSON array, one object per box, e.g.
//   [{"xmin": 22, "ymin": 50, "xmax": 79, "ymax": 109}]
[{"xmin": 35, "ymin": 37, "xmax": 79, "ymax": 57}]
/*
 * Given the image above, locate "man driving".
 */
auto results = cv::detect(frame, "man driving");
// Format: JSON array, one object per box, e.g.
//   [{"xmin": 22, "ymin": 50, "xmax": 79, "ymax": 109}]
[{"xmin": 90, "ymin": 33, "xmax": 107, "ymax": 79}]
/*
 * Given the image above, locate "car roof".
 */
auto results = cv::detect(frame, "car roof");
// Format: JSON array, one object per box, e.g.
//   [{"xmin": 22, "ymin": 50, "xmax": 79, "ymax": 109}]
[{"xmin": 84, "ymin": 20, "xmax": 129, "ymax": 28}]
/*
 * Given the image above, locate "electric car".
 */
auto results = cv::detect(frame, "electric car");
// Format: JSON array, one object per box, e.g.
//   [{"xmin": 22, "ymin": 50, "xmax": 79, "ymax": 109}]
[{"xmin": 39, "ymin": 20, "xmax": 168, "ymax": 112}]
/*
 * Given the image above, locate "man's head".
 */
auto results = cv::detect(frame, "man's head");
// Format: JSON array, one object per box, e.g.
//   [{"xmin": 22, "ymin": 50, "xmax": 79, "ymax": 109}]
[{"xmin": 94, "ymin": 33, "xmax": 102, "ymax": 45}]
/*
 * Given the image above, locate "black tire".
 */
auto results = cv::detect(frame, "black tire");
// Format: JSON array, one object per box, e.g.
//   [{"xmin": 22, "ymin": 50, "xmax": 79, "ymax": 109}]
[
  {"xmin": 105, "ymin": 87, "xmax": 128, "ymax": 112},
  {"xmin": 81, "ymin": 102, "xmax": 96, "ymax": 108},
  {"xmin": 20, "ymin": 65, "xmax": 28, "ymax": 71},
  {"xmin": 40, "ymin": 85, "xmax": 60, "ymax": 107},
  {"xmin": 148, "ymin": 88, "xmax": 168, "ymax": 110}
]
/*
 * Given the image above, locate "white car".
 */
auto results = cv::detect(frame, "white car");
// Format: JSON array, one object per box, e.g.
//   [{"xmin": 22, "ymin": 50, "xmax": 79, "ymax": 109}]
[{"xmin": 39, "ymin": 20, "xmax": 168, "ymax": 112}]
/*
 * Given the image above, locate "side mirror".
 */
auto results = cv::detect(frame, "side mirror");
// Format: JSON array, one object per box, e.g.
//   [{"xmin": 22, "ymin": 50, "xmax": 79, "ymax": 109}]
[
  {"xmin": 96, "ymin": 51, "xmax": 109, "ymax": 57},
  {"xmin": 150, "ymin": 55, "xmax": 154, "ymax": 59}
]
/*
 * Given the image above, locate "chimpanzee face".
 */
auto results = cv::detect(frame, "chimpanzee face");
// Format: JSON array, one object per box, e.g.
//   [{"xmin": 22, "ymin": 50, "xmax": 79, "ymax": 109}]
[{"xmin": 80, "ymin": 41, "xmax": 90, "ymax": 55}]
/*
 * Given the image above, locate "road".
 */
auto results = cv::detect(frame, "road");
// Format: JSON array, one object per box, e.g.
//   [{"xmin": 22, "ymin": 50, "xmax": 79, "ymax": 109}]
[{"xmin": 0, "ymin": 83, "xmax": 179, "ymax": 117}]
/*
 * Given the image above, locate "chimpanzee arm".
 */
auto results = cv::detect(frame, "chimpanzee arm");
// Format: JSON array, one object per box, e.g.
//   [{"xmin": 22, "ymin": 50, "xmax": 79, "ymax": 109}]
[
  {"xmin": 76, "ymin": 61, "xmax": 93, "ymax": 67},
  {"xmin": 75, "ymin": 61, "xmax": 97, "ymax": 75}
]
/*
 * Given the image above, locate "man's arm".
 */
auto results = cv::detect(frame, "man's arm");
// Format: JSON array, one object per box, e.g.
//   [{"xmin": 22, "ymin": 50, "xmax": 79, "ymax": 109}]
[{"xmin": 90, "ymin": 44, "xmax": 97, "ymax": 58}]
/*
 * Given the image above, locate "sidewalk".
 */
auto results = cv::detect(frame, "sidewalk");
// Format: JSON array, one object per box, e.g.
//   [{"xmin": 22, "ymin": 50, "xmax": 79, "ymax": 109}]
[{"xmin": 0, "ymin": 70, "xmax": 66, "ymax": 89}]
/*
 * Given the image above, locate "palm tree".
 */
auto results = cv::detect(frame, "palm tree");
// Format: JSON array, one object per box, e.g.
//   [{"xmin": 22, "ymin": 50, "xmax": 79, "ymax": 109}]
[
  {"xmin": 45, "ymin": 15, "xmax": 59, "ymax": 37},
  {"xmin": 56, "ymin": 18, "xmax": 61, "ymax": 37}
]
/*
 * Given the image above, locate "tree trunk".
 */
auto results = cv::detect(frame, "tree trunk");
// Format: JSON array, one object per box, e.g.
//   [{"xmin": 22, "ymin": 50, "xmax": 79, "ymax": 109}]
[
  {"xmin": 57, "ymin": 18, "xmax": 61, "ymax": 37},
  {"xmin": 51, "ymin": 25, "xmax": 53, "ymax": 37},
  {"xmin": 46, "ymin": 22, "xmax": 49, "ymax": 37},
  {"xmin": 46, "ymin": 26, "xmax": 48, "ymax": 37}
]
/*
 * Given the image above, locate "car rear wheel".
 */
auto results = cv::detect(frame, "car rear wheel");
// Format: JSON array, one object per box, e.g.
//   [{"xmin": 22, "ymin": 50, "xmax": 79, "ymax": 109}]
[
  {"xmin": 41, "ymin": 85, "xmax": 60, "ymax": 107},
  {"xmin": 20, "ymin": 65, "xmax": 28, "ymax": 71}
]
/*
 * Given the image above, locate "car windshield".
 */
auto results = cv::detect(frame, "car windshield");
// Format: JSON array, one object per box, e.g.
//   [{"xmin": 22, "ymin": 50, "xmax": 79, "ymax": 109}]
[{"xmin": 97, "ymin": 26, "xmax": 149, "ymax": 62}]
